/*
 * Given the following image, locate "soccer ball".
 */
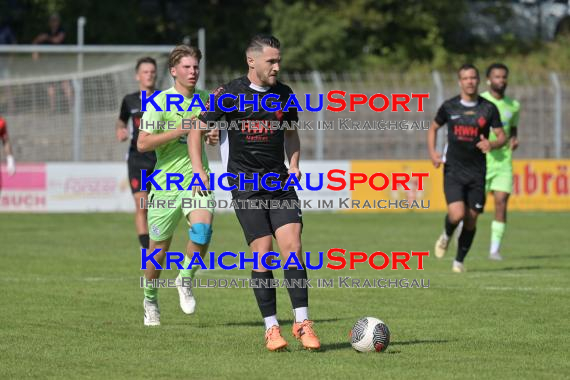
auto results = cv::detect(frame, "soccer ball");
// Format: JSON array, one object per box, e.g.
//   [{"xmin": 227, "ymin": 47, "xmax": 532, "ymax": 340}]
[{"xmin": 349, "ymin": 317, "xmax": 390, "ymax": 352}]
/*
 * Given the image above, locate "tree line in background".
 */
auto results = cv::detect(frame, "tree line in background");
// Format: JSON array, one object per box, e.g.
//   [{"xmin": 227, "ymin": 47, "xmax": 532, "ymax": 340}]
[{"xmin": 3, "ymin": 0, "xmax": 568, "ymax": 73}]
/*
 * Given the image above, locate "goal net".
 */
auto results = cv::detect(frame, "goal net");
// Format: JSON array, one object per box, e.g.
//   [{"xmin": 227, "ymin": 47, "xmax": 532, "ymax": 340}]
[{"xmin": 0, "ymin": 50, "xmax": 173, "ymax": 162}]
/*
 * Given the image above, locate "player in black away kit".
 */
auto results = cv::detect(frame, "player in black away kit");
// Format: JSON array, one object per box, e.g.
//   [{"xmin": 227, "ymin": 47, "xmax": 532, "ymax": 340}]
[
  {"xmin": 116, "ymin": 57, "xmax": 158, "ymax": 250},
  {"xmin": 427, "ymin": 64, "xmax": 506, "ymax": 273},
  {"xmin": 189, "ymin": 35, "xmax": 320, "ymax": 351}
]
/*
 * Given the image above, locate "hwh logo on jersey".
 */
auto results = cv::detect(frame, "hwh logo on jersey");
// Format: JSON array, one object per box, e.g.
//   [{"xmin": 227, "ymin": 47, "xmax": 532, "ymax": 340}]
[
  {"xmin": 241, "ymin": 120, "xmax": 276, "ymax": 135},
  {"xmin": 453, "ymin": 125, "xmax": 478, "ymax": 140}
]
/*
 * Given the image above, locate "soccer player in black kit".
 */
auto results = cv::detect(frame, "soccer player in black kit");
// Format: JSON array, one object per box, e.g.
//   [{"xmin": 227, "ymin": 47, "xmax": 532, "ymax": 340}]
[
  {"xmin": 189, "ymin": 35, "xmax": 320, "ymax": 351},
  {"xmin": 428, "ymin": 64, "xmax": 506, "ymax": 273},
  {"xmin": 115, "ymin": 57, "xmax": 158, "ymax": 250}
]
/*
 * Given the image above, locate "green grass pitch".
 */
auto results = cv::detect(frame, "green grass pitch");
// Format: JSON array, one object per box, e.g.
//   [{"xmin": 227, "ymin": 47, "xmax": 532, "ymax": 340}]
[{"xmin": 1, "ymin": 211, "xmax": 569, "ymax": 379}]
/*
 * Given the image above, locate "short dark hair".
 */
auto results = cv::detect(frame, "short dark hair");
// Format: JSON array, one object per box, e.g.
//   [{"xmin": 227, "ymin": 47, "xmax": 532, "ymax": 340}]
[
  {"xmin": 457, "ymin": 63, "xmax": 479, "ymax": 79},
  {"xmin": 486, "ymin": 63, "xmax": 509, "ymax": 78},
  {"xmin": 246, "ymin": 34, "xmax": 281, "ymax": 54},
  {"xmin": 136, "ymin": 57, "xmax": 157, "ymax": 71}
]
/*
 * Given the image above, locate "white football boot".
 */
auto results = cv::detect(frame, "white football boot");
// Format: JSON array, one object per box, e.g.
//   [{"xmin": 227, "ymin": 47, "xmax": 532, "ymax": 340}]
[
  {"xmin": 452, "ymin": 260, "xmax": 466, "ymax": 273},
  {"xmin": 435, "ymin": 233, "xmax": 449, "ymax": 259},
  {"xmin": 489, "ymin": 252, "xmax": 503, "ymax": 261},
  {"xmin": 176, "ymin": 276, "xmax": 196, "ymax": 314},
  {"xmin": 143, "ymin": 299, "xmax": 161, "ymax": 326}
]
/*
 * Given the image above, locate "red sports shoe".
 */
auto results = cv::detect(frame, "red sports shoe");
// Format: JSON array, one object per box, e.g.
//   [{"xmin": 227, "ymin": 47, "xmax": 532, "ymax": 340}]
[
  {"xmin": 292, "ymin": 320, "xmax": 321, "ymax": 350},
  {"xmin": 265, "ymin": 326, "xmax": 288, "ymax": 351}
]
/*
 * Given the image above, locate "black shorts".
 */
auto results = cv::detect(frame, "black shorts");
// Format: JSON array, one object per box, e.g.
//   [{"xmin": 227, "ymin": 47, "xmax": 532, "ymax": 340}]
[
  {"xmin": 232, "ymin": 189, "xmax": 303, "ymax": 245},
  {"xmin": 443, "ymin": 165, "xmax": 486, "ymax": 213},
  {"xmin": 127, "ymin": 152, "xmax": 156, "ymax": 194}
]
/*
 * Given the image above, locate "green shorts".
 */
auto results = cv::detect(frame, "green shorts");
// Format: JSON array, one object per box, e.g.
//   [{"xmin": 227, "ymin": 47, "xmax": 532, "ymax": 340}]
[
  {"xmin": 486, "ymin": 165, "xmax": 513, "ymax": 194},
  {"xmin": 147, "ymin": 189, "xmax": 215, "ymax": 242}
]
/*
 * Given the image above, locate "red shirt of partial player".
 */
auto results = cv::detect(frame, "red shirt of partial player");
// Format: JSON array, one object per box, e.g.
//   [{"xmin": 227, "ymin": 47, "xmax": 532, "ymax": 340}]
[{"xmin": 0, "ymin": 117, "xmax": 8, "ymax": 141}]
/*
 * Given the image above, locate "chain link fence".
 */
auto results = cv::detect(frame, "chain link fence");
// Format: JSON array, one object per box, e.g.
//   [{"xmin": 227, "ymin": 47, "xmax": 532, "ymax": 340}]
[{"xmin": 1, "ymin": 56, "xmax": 568, "ymax": 162}]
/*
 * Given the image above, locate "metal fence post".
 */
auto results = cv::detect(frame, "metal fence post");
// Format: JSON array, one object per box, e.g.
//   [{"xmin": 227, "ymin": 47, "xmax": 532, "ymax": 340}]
[
  {"xmin": 198, "ymin": 28, "xmax": 206, "ymax": 91},
  {"xmin": 73, "ymin": 16, "xmax": 86, "ymax": 161},
  {"xmin": 72, "ymin": 78, "xmax": 81, "ymax": 162},
  {"xmin": 431, "ymin": 70, "xmax": 445, "ymax": 154},
  {"xmin": 311, "ymin": 70, "xmax": 325, "ymax": 160},
  {"xmin": 550, "ymin": 72, "xmax": 562, "ymax": 158}
]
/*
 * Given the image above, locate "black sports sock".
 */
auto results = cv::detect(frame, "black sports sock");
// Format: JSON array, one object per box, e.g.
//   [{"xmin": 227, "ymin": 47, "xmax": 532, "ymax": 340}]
[
  {"xmin": 445, "ymin": 215, "xmax": 459, "ymax": 238},
  {"xmin": 138, "ymin": 234, "xmax": 150, "ymax": 249},
  {"xmin": 284, "ymin": 268, "xmax": 309, "ymax": 309},
  {"xmin": 456, "ymin": 228, "xmax": 476, "ymax": 262},
  {"xmin": 252, "ymin": 271, "xmax": 276, "ymax": 318}
]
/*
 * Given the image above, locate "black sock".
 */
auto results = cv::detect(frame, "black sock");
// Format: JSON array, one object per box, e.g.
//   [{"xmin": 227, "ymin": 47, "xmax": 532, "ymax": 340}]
[
  {"xmin": 252, "ymin": 271, "xmax": 276, "ymax": 318},
  {"xmin": 445, "ymin": 215, "xmax": 459, "ymax": 237},
  {"xmin": 284, "ymin": 268, "xmax": 308, "ymax": 309},
  {"xmin": 138, "ymin": 234, "xmax": 150, "ymax": 249},
  {"xmin": 456, "ymin": 228, "xmax": 476, "ymax": 262}
]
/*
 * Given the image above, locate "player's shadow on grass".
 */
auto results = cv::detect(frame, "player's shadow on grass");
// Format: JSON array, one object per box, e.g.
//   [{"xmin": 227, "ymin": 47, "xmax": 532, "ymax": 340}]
[
  {"xmin": 319, "ymin": 339, "xmax": 449, "ymax": 352},
  {"xmin": 470, "ymin": 265, "xmax": 542, "ymax": 272},
  {"xmin": 225, "ymin": 317, "xmax": 345, "ymax": 328},
  {"xmin": 524, "ymin": 255, "xmax": 564, "ymax": 260},
  {"xmin": 391, "ymin": 339, "xmax": 450, "ymax": 346},
  {"xmin": 319, "ymin": 342, "xmax": 353, "ymax": 352}
]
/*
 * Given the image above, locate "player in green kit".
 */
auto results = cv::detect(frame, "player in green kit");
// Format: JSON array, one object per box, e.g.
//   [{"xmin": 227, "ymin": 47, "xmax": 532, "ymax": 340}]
[
  {"xmin": 137, "ymin": 45, "xmax": 216, "ymax": 326},
  {"xmin": 481, "ymin": 63, "xmax": 521, "ymax": 261}
]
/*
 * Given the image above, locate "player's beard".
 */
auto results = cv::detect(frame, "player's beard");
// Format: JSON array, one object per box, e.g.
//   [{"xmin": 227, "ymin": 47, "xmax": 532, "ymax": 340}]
[
  {"xmin": 492, "ymin": 83, "xmax": 507, "ymax": 96},
  {"xmin": 258, "ymin": 69, "xmax": 277, "ymax": 87},
  {"xmin": 266, "ymin": 74, "xmax": 277, "ymax": 86}
]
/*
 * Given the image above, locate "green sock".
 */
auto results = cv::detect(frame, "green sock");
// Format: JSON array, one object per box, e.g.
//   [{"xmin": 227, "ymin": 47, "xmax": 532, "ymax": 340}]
[
  {"xmin": 144, "ymin": 281, "xmax": 158, "ymax": 301},
  {"xmin": 490, "ymin": 221, "xmax": 506, "ymax": 254},
  {"xmin": 179, "ymin": 255, "xmax": 199, "ymax": 279}
]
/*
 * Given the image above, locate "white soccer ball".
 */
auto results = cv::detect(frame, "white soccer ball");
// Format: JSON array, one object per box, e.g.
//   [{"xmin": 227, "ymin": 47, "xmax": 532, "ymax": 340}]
[{"xmin": 349, "ymin": 317, "xmax": 391, "ymax": 352}]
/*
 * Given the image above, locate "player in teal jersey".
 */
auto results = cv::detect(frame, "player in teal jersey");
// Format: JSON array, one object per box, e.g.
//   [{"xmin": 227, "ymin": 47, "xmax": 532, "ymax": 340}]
[
  {"xmin": 137, "ymin": 45, "xmax": 217, "ymax": 326},
  {"xmin": 481, "ymin": 63, "xmax": 521, "ymax": 261}
]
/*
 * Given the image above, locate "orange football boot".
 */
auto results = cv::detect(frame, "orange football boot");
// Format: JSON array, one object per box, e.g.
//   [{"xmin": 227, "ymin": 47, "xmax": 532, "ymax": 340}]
[
  {"xmin": 292, "ymin": 320, "xmax": 321, "ymax": 350},
  {"xmin": 265, "ymin": 326, "xmax": 288, "ymax": 351}
]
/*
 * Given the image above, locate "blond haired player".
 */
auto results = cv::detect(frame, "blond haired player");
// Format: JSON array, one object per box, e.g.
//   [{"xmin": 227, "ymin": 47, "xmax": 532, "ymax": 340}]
[{"xmin": 137, "ymin": 45, "xmax": 217, "ymax": 326}]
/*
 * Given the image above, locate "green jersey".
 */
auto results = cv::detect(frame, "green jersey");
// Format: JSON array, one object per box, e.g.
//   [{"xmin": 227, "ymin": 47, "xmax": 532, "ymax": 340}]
[
  {"xmin": 480, "ymin": 91, "xmax": 521, "ymax": 168},
  {"xmin": 140, "ymin": 87, "xmax": 210, "ymax": 192}
]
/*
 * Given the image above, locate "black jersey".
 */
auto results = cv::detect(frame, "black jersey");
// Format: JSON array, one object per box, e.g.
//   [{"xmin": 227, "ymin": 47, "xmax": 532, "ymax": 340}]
[
  {"xmin": 119, "ymin": 91, "xmax": 157, "ymax": 161},
  {"xmin": 198, "ymin": 76, "xmax": 298, "ymax": 187},
  {"xmin": 435, "ymin": 95, "xmax": 502, "ymax": 174}
]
